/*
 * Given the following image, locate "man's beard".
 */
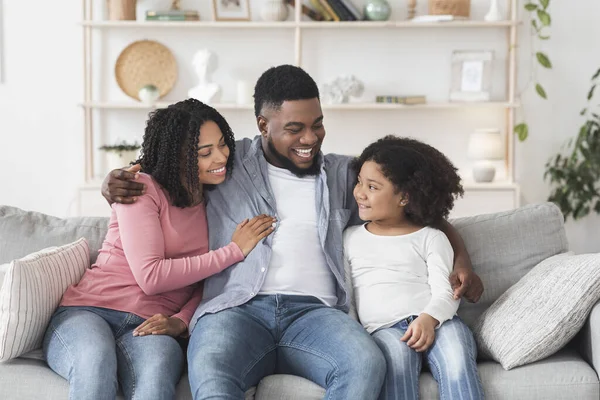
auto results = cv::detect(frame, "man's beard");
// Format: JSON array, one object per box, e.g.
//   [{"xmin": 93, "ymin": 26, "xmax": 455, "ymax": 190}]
[{"xmin": 267, "ymin": 137, "xmax": 321, "ymax": 178}]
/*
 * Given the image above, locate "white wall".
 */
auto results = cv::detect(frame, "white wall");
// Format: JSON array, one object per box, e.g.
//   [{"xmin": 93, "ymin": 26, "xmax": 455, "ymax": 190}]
[{"xmin": 0, "ymin": 0, "xmax": 598, "ymax": 253}]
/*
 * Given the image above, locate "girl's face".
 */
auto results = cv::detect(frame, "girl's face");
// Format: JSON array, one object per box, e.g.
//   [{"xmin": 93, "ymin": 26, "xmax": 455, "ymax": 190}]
[
  {"xmin": 196, "ymin": 120, "xmax": 230, "ymax": 185},
  {"xmin": 353, "ymin": 161, "xmax": 405, "ymax": 223}
]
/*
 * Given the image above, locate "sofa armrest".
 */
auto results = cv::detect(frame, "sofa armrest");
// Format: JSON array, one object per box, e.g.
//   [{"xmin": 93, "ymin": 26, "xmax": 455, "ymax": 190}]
[{"xmin": 578, "ymin": 299, "xmax": 600, "ymax": 372}]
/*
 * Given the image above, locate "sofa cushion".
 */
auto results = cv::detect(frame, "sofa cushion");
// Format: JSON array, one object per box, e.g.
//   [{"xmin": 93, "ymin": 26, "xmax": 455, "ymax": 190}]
[
  {"xmin": 0, "ymin": 239, "xmax": 89, "ymax": 361},
  {"xmin": 474, "ymin": 252, "xmax": 600, "ymax": 370},
  {"xmin": 450, "ymin": 203, "xmax": 568, "ymax": 329},
  {"xmin": 0, "ymin": 205, "xmax": 109, "ymax": 265},
  {"xmin": 420, "ymin": 348, "xmax": 598, "ymax": 399}
]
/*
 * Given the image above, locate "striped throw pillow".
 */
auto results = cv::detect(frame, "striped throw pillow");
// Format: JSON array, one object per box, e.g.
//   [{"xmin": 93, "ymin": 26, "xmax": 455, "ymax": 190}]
[{"xmin": 0, "ymin": 238, "xmax": 89, "ymax": 361}]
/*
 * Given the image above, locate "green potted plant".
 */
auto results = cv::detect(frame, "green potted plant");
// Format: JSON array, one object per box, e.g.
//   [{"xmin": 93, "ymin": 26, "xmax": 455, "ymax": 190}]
[
  {"xmin": 99, "ymin": 140, "xmax": 141, "ymax": 172},
  {"xmin": 544, "ymin": 68, "xmax": 600, "ymax": 220}
]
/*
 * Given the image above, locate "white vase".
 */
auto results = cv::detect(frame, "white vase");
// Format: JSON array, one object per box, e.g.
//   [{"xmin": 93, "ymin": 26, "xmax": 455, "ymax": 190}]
[
  {"xmin": 484, "ymin": 0, "xmax": 502, "ymax": 22},
  {"xmin": 105, "ymin": 150, "xmax": 139, "ymax": 172},
  {"xmin": 138, "ymin": 84, "xmax": 160, "ymax": 106},
  {"xmin": 260, "ymin": 0, "xmax": 289, "ymax": 21}
]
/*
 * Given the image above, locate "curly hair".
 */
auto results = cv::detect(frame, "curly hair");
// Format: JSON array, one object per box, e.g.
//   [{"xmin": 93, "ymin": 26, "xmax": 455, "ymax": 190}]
[
  {"xmin": 136, "ymin": 98, "xmax": 236, "ymax": 208},
  {"xmin": 254, "ymin": 65, "xmax": 320, "ymax": 117},
  {"xmin": 352, "ymin": 135, "xmax": 464, "ymax": 226}
]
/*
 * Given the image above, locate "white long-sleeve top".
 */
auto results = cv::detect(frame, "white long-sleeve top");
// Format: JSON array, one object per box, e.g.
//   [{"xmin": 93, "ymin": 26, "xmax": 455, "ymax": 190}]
[{"xmin": 343, "ymin": 224, "xmax": 459, "ymax": 334}]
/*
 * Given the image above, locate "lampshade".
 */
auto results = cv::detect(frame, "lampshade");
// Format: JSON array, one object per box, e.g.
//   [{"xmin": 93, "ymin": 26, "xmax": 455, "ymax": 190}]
[{"xmin": 467, "ymin": 129, "xmax": 505, "ymax": 160}]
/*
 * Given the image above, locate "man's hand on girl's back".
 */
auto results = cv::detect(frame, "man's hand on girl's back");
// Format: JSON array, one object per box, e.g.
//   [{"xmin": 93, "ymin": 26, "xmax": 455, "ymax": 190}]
[{"xmin": 102, "ymin": 164, "xmax": 146, "ymax": 205}]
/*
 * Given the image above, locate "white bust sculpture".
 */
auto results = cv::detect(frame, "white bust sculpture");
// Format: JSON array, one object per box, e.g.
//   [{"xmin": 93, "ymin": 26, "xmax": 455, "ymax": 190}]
[{"xmin": 188, "ymin": 49, "xmax": 220, "ymax": 104}]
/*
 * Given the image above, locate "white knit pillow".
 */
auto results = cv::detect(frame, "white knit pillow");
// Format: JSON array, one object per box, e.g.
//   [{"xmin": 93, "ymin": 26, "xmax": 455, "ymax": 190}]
[
  {"xmin": 0, "ymin": 238, "xmax": 89, "ymax": 361},
  {"xmin": 474, "ymin": 252, "xmax": 600, "ymax": 370}
]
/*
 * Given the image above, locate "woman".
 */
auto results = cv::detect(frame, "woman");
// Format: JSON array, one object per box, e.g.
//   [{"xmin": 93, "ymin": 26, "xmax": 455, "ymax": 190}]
[{"xmin": 43, "ymin": 99, "xmax": 275, "ymax": 400}]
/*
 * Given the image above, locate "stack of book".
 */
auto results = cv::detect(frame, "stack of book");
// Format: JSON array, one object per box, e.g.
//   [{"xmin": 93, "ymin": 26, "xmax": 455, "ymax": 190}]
[
  {"xmin": 312, "ymin": 0, "xmax": 363, "ymax": 21},
  {"xmin": 376, "ymin": 95, "xmax": 427, "ymax": 105},
  {"xmin": 145, "ymin": 9, "xmax": 199, "ymax": 21},
  {"xmin": 288, "ymin": 0, "xmax": 363, "ymax": 22}
]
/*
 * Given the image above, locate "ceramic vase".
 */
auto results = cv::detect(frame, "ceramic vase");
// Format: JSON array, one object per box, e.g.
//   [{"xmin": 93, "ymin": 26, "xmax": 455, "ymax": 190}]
[
  {"xmin": 364, "ymin": 0, "xmax": 391, "ymax": 21},
  {"xmin": 106, "ymin": 150, "xmax": 139, "ymax": 172},
  {"xmin": 138, "ymin": 84, "xmax": 160, "ymax": 106},
  {"xmin": 260, "ymin": 0, "xmax": 289, "ymax": 21}
]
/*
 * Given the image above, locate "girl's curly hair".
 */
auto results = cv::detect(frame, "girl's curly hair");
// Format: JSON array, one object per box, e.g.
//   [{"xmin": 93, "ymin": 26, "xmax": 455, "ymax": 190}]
[
  {"xmin": 136, "ymin": 98, "xmax": 235, "ymax": 208},
  {"xmin": 352, "ymin": 135, "xmax": 464, "ymax": 226}
]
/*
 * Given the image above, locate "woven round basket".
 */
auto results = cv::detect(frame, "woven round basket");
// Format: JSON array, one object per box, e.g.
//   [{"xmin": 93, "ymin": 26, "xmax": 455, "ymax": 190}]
[
  {"xmin": 429, "ymin": 0, "xmax": 471, "ymax": 17},
  {"xmin": 115, "ymin": 40, "xmax": 177, "ymax": 101}
]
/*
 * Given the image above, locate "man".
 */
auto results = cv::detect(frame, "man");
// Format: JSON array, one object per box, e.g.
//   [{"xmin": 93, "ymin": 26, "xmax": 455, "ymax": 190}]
[{"xmin": 103, "ymin": 65, "xmax": 483, "ymax": 399}]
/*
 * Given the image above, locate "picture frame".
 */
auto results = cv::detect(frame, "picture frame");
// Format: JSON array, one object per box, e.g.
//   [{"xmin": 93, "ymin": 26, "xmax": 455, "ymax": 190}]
[
  {"xmin": 450, "ymin": 50, "xmax": 494, "ymax": 102},
  {"xmin": 212, "ymin": 0, "xmax": 251, "ymax": 21}
]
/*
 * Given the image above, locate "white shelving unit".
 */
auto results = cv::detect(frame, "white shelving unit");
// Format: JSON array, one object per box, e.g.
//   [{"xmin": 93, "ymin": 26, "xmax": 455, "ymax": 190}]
[{"xmin": 78, "ymin": 0, "xmax": 520, "ymax": 218}]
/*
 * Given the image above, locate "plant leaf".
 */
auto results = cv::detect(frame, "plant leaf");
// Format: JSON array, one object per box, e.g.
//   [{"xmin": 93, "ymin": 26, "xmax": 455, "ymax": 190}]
[
  {"xmin": 536, "ymin": 83, "xmax": 548, "ymax": 99},
  {"xmin": 514, "ymin": 123, "xmax": 529, "ymax": 141},
  {"xmin": 539, "ymin": 35, "xmax": 550, "ymax": 40},
  {"xmin": 581, "ymin": 108, "xmax": 588, "ymax": 116},
  {"xmin": 537, "ymin": 9, "xmax": 551, "ymax": 26},
  {"xmin": 540, "ymin": 0, "xmax": 550, "ymax": 9},
  {"xmin": 531, "ymin": 19, "xmax": 538, "ymax": 30},
  {"xmin": 536, "ymin": 52, "xmax": 552, "ymax": 68},
  {"xmin": 524, "ymin": 3, "xmax": 538, "ymax": 11},
  {"xmin": 588, "ymin": 85, "xmax": 597, "ymax": 101},
  {"xmin": 593, "ymin": 68, "xmax": 600, "ymax": 81}
]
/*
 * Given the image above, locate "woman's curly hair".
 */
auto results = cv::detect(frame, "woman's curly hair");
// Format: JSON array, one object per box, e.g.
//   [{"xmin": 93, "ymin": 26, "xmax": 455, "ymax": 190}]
[
  {"xmin": 352, "ymin": 135, "xmax": 464, "ymax": 226},
  {"xmin": 136, "ymin": 98, "xmax": 236, "ymax": 208}
]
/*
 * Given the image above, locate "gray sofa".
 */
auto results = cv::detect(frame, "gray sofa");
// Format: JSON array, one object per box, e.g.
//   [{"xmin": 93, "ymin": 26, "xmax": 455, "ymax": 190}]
[{"xmin": 1, "ymin": 202, "xmax": 599, "ymax": 399}]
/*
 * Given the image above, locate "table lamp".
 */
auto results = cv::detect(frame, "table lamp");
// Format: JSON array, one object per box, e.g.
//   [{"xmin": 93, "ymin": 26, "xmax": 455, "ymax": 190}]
[{"xmin": 468, "ymin": 129, "xmax": 505, "ymax": 182}]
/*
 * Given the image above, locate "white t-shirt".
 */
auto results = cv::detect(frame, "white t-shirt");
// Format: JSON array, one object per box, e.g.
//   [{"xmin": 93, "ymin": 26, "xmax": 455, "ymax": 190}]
[
  {"xmin": 259, "ymin": 164, "xmax": 337, "ymax": 306},
  {"xmin": 343, "ymin": 224, "xmax": 459, "ymax": 333}
]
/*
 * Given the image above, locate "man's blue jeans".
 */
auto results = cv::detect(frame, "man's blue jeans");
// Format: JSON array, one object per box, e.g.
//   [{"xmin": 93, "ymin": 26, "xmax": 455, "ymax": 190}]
[
  {"xmin": 43, "ymin": 306, "xmax": 184, "ymax": 400},
  {"xmin": 372, "ymin": 315, "xmax": 484, "ymax": 400},
  {"xmin": 188, "ymin": 295, "xmax": 386, "ymax": 400}
]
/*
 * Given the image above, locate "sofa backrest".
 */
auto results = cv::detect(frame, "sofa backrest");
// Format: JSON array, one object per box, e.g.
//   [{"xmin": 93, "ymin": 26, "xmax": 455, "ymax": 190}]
[
  {"xmin": 1, "ymin": 202, "xmax": 569, "ymax": 328},
  {"xmin": 451, "ymin": 202, "xmax": 568, "ymax": 328},
  {"xmin": 0, "ymin": 206, "xmax": 109, "ymax": 266}
]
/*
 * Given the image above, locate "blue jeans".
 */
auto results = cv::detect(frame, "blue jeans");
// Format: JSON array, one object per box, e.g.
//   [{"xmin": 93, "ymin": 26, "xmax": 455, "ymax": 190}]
[
  {"xmin": 372, "ymin": 315, "xmax": 484, "ymax": 400},
  {"xmin": 43, "ymin": 306, "xmax": 184, "ymax": 400},
  {"xmin": 187, "ymin": 295, "xmax": 386, "ymax": 400}
]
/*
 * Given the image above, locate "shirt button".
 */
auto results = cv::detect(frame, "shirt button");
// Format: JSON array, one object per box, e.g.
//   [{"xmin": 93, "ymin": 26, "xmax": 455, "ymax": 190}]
[
  {"xmin": 261, "ymin": 267, "xmax": 266, "ymax": 272},
  {"xmin": 250, "ymin": 292, "xmax": 255, "ymax": 296}
]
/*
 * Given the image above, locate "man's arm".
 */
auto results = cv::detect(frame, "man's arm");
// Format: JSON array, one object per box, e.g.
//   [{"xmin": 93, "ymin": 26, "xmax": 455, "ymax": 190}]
[
  {"xmin": 101, "ymin": 165, "xmax": 145, "ymax": 205},
  {"xmin": 437, "ymin": 219, "xmax": 484, "ymax": 303}
]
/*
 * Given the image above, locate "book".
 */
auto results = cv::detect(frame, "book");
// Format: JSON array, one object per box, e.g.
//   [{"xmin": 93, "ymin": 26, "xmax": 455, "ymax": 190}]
[
  {"xmin": 339, "ymin": 0, "xmax": 363, "ymax": 21},
  {"xmin": 285, "ymin": 0, "xmax": 325, "ymax": 21},
  {"xmin": 375, "ymin": 95, "xmax": 427, "ymax": 105},
  {"xmin": 327, "ymin": 0, "xmax": 356, "ymax": 21},
  {"xmin": 145, "ymin": 9, "xmax": 200, "ymax": 20},
  {"xmin": 318, "ymin": 0, "xmax": 340, "ymax": 21},
  {"xmin": 309, "ymin": 0, "xmax": 333, "ymax": 21},
  {"xmin": 411, "ymin": 15, "xmax": 468, "ymax": 23},
  {"xmin": 145, "ymin": 15, "xmax": 200, "ymax": 21}
]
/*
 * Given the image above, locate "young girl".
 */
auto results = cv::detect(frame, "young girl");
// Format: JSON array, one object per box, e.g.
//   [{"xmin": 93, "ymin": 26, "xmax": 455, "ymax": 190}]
[
  {"xmin": 344, "ymin": 135, "xmax": 484, "ymax": 400},
  {"xmin": 43, "ymin": 99, "xmax": 275, "ymax": 400}
]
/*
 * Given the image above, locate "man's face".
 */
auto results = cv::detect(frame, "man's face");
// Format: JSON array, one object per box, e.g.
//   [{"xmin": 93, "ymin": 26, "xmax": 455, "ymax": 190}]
[{"xmin": 258, "ymin": 98, "xmax": 325, "ymax": 177}]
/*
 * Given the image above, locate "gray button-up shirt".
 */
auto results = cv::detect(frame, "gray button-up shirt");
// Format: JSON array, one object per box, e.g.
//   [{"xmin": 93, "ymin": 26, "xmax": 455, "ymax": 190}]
[{"xmin": 190, "ymin": 136, "xmax": 361, "ymax": 331}]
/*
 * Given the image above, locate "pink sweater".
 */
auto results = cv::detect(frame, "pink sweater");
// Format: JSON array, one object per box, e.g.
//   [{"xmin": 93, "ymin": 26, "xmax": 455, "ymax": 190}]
[{"xmin": 61, "ymin": 173, "xmax": 244, "ymax": 329}]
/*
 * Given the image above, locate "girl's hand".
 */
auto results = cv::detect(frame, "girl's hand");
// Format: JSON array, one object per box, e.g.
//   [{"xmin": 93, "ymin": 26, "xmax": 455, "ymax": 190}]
[
  {"xmin": 232, "ymin": 214, "xmax": 276, "ymax": 257},
  {"xmin": 133, "ymin": 314, "xmax": 187, "ymax": 338},
  {"xmin": 400, "ymin": 313, "xmax": 439, "ymax": 352}
]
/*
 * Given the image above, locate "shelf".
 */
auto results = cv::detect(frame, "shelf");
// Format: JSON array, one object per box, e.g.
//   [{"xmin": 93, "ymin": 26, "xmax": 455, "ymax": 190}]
[
  {"xmin": 80, "ymin": 101, "xmax": 519, "ymax": 111},
  {"xmin": 81, "ymin": 20, "xmax": 518, "ymax": 29}
]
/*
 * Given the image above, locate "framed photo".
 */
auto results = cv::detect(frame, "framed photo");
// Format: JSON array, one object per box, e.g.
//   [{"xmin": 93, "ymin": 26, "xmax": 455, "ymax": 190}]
[
  {"xmin": 212, "ymin": 0, "xmax": 251, "ymax": 21},
  {"xmin": 450, "ymin": 50, "xmax": 494, "ymax": 102}
]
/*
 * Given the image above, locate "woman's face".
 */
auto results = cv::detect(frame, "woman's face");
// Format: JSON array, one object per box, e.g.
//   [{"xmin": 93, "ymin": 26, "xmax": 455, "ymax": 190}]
[{"xmin": 196, "ymin": 120, "xmax": 230, "ymax": 185}]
